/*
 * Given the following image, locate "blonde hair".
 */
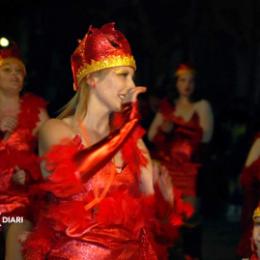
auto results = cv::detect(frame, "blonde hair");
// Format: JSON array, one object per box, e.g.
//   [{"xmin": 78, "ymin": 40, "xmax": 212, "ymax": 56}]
[
  {"xmin": 57, "ymin": 69, "xmax": 110, "ymax": 121},
  {"xmin": 57, "ymin": 81, "xmax": 90, "ymax": 121}
]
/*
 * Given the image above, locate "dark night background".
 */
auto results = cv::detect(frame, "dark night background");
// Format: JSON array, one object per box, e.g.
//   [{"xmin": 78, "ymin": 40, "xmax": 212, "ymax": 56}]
[
  {"xmin": 1, "ymin": 0, "xmax": 260, "ymax": 259},
  {"xmin": 1, "ymin": 0, "xmax": 260, "ymax": 114}
]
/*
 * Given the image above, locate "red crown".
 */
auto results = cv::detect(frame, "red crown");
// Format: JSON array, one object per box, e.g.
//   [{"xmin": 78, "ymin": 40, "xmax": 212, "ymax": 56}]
[
  {"xmin": 71, "ymin": 22, "xmax": 136, "ymax": 90},
  {"xmin": 0, "ymin": 43, "xmax": 22, "ymax": 61},
  {"xmin": 175, "ymin": 64, "xmax": 195, "ymax": 77}
]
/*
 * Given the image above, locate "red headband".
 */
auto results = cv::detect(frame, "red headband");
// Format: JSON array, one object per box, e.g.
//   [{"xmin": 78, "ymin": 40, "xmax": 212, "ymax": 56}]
[{"xmin": 175, "ymin": 64, "xmax": 195, "ymax": 77}]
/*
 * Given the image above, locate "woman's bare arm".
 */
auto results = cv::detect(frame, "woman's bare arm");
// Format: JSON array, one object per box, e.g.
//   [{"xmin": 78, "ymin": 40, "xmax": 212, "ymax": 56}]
[
  {"xmin": 196, "ymin": 100, "xmax": 214, "ymax": 143},
  {"xmin": 147, "ymin": 112, "xmax": 164, "ymax": 141},
  {"xmin": 38, "ymin": 119, "xmax": 75, "ymax": 178}
]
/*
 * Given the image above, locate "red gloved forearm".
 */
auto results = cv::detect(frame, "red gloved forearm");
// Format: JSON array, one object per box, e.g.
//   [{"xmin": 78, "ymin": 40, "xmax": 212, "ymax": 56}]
[{"xmin": 74, "ymin": 102, "xmax": 139, "ymax": 182}]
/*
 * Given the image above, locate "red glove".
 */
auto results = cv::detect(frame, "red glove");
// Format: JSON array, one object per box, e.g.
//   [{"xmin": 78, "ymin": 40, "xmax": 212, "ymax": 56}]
[{"xmin": 74, "ymin": 102, "xmax": 139, "ymax": 182}]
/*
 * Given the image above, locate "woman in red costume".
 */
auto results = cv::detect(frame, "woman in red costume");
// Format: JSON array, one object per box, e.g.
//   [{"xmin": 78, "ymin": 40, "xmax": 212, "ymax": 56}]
[
  {"xmin": 0, "ymin": 41, "xmax": 48, "ymax": 259},
  {"xmin": 148, "ymin": 64, "xmax": 214, "ymax": 259},
  {"xmin": 238, "ymin": 134, "xmax": 260, "ymax": 258},
  {"xmin": 250, "ymin": 204, "xmax": 260, "ymax": 259},
  {"xmin": 22, "ymin": 23, "xmax": 192, "ymax": 259}
]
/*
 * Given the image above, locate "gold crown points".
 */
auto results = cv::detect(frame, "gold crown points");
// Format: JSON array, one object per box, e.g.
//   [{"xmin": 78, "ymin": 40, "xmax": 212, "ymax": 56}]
[
  {"xmin": 77, "ymin": 55, "xmax": 136, "ymax": 83},
  {"xmin": 253, "ymin": 206, "xmax": 260, "ymax": 220}
]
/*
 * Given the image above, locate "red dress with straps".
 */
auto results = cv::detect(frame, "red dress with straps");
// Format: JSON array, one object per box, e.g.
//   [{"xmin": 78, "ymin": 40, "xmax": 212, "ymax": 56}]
[
  {"xmin": 0, "ymin": 93, "xmax": 46, "ymax": 219},
  {"xmin": 152, "ymin": 99, "xmax": 203, "ymax": 197},
  {"xmin": 23, "ymin": 124, "xmax": 192, "ymax": 260}
]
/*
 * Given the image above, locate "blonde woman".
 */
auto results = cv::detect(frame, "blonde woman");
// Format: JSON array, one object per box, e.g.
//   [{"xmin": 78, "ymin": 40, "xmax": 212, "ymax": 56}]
[{"xmin": 22, "ymin": 23, "xmax": 191, "ymax": 259}]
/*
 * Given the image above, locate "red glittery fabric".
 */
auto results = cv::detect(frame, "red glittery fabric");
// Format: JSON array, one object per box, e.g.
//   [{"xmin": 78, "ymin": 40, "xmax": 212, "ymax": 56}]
[
  {"xmin": 23, "ymin": 124, "xmax": 190, "ymax": 259},
  {"xmin": 0, "ymin": 93, "xmax": 46, "ymax": 219},
  {"xmin": 151, "ymin": 99, "xmax": 203, "ymax": 197}
]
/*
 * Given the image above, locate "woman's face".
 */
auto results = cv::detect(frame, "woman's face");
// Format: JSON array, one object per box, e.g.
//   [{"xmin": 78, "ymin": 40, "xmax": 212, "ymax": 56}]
[
  {"xmin": 253, "ymin": 217, "xmax": 260, "ymax": 250},
  {"xmin": 0, "ymin": 58, "xmax": 25, "ymax": 94},
  {"xmin": 176, "ymin": 72, "xmax": 194, "ymax": 98},
  {"xmin": 91, "ymin": 66, "xmax": 135, "ymax": 112}
]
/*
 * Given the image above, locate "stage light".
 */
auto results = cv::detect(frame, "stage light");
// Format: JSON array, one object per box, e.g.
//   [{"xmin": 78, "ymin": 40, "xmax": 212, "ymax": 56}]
[{"xmin": 0, "ymin": 37, "xmax": 10, "ymax": 47}]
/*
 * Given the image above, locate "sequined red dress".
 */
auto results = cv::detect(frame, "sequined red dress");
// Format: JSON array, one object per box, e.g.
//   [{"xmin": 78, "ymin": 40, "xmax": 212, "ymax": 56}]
[
  {"xmin": 152, "ymin": 99, "xmax": 203, "ymax": 197},
  {"xmin": 23, "ymin": 123, "xmax": 192, "ymax": 260},
  {"xmin": 0, "ymin": 93, "xmax": 46, "ymax": 218},
  {"xmin": 238, "ymin": 134, "xmax": 260, "ymax": 257}
]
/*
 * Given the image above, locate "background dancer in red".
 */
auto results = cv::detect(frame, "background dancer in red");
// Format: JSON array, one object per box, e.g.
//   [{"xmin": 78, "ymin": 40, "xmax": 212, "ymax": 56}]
[
  {"xmin": 22, "ymin": 23, "xmax": 192, "ymax": 259},
  {"xmin": 148, "ymin": 64, "xmax": 214, "ymax": 259},
  {"xmin": 238, "ymin": 133, "xmax": 260, "ymax": 258},
  {"xmin": 0, "ymin": 41, "xmax": 48, "ymax": 259},
  {"xmin": 251, "ymin": 204, "xmax": 260, "ymax": 260}
]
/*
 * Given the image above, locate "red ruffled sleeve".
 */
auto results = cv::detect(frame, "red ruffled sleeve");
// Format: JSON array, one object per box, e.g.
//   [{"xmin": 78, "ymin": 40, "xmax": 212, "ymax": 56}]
[
  {"xmin": 37, "ymin": 136, "xmax": 85, "ymax": 198},
  {"xmin": 18, "ymin": 93, "xmax": 47, "ymax": 130}
]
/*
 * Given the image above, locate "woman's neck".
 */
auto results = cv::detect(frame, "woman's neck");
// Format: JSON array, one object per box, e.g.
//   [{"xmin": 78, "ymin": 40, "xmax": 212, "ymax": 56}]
[
  {"xmin": 77, "ymin": 94, "xmax": 111, "ymax": 144},
  {"xmin": 0, "ymin": 92, "xmax": 20, "ymax": 111},
  {"xmin": 177, "ymin": 96, "xmax": 192, "ymax": 105},
  {"xmin": 82, "ymin": 112, "xmax": 110, "ymax": 136}
]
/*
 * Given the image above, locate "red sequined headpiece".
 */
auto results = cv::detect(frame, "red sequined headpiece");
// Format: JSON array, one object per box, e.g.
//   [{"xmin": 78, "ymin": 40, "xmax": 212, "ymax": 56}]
[
  {"xmin": 71, "ymin": 22, "xmax": 136, "ymax": 90},
  {"xmin": 0, "ymin": 43, "xmax": 26, "ymax": 74},
  {"xmin": 175, "ymin": 64, "xmax": 195, "ymax": 77},
  {"xmin": 0, "ymin": 43, "xmax": 21, "ymax": 60}
]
